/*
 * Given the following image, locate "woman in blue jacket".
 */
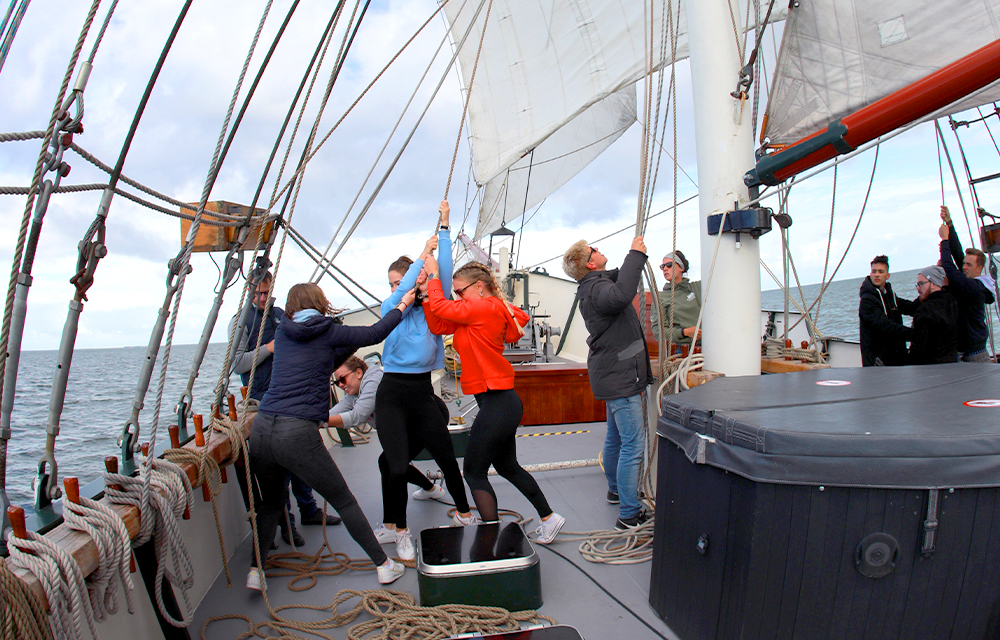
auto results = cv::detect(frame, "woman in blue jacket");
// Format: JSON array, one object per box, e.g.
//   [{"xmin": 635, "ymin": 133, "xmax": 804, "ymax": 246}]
[
  {"xmin": 374, "ymin": 200, "xmax": 473, "ymax": 562},
  {"xmin": 246, "ymin": 282, "xmax": 413, "ymax": 592}
]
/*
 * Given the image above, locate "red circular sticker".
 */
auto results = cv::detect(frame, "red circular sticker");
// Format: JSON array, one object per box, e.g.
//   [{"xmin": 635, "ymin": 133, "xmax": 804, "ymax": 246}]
[
  {"xmin": 816, "ymin": 380, "xmax": 851, "ymax": 387},
  {"xmin": 964, "ymin": 399, "xmax": 1000, "ymax": 408}
]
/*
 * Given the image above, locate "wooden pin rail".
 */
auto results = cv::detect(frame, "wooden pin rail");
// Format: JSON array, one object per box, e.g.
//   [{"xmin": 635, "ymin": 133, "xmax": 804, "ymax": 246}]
[{"xmin": 4, "ymin": 411, "xmax": 254, "ymax": 611}]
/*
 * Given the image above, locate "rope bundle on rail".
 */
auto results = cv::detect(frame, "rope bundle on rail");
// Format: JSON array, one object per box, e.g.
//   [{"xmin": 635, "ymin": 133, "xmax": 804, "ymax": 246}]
[
  {"xmin": 103, "ymin": 456, "xmax": 195, "ymax": 627},
  {"xmin": 62, "ymin": 496, "xmax": 137, "ymax": 622},
  {"xmin": 0, "ymin": 556, "xmax": 55, "ymax": 640},
  {"xmin": 6, "ymin": 529, "xmax": 100, "ymax": 640}
]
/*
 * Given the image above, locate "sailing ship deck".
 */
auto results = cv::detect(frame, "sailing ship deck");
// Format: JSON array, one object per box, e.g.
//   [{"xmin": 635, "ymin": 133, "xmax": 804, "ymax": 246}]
[{"xmin": 191, "ymin": 413, "xmax": 676, "ymax": 640}]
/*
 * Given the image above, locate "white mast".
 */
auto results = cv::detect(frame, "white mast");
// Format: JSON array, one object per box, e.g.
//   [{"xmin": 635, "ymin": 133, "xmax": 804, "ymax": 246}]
[{"xmin": 684, "ymin": 0, "xmax": 761, "ymax": 377}]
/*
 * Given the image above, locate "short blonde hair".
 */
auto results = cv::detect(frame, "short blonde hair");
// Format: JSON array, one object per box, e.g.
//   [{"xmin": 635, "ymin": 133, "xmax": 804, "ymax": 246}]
[{"xmin": 562, "ymin": 240, "xmax": 591, "ymax": 281}]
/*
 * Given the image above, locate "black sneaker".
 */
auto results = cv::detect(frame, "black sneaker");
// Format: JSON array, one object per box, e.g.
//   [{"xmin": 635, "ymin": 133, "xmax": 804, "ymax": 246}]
[
  {"xmin": 280, "ymin": 524, "xmax": 306, "ymax": 547},
  {"xmin": 606, "ymin": 491, "xmax": 619, "ymax": 504},
  {"xmin": 615, "ymin": 510, "xmax": 651, "ymax": 530},
  {"xmin": 300, "ymin": 511, "xmax": 342, "ymax": 526}
]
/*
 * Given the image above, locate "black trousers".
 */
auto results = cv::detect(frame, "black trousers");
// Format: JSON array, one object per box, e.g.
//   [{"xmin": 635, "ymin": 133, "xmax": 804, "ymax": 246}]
[
  {"xmin": 249, "ymin": 412, "xmax": 386, "ymax": 567},
  {"xmin": 464, "ymin": 389, "xmax": 551, "ymax": 522},
  {"xmin": 375, "ymin": 372, "xmax": 469, "ymax": 529}
]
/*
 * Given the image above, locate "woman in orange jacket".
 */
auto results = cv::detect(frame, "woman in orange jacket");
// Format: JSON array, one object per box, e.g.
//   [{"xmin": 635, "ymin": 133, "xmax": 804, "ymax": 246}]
[{"xmin": 421, "ymin": 258, "xmax": 565, "ymax": 544}]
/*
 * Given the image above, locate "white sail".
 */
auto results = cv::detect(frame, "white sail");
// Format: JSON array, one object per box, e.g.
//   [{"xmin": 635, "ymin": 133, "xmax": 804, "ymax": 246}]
[
  {"xmin": 473, "ymin": 87, "xmax": 636, "ymax": 241},
  {"xmin": 763, "ymin": 0, "xmax": 1000, "ymax": 146},
  {"xmin": 442, "ymin": 0, "xmax": 785, "ymax": 237}
]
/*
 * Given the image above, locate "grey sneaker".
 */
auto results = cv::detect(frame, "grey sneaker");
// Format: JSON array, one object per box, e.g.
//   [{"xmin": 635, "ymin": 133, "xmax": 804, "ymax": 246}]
[
  {"xmin": 532, "ymin": 512, "xmax": 566, "ymax": 544},
  {"xmin": 615, "ymin": 510, "xmax": 651, "ymax": 530}
]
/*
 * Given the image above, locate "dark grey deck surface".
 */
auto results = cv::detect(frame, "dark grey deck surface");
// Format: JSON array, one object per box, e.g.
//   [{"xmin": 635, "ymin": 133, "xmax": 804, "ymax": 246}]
[{"xmin": 192, "ymin": 407, "xmax": 677, "ymax": 639}]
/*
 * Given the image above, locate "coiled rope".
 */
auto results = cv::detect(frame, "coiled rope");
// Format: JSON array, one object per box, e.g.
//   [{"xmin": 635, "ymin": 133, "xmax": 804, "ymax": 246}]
[
  {"xmin": 103, "ymin": 456, "xmax": 195, "ymax": 627},
  {"xmin": 62, "ymin": 495, "xmax": 137, "ymax": 623},
  {"xmin": 558, "ymin": 520, "xmax": 655, "ymax": 565},
  {"xmin": 0, "ymin": 558, "xmax": 53, "ymax": 640},
  {"xmin": 6, "ymin": 529, "xmax": 99, "ymax": 640}
]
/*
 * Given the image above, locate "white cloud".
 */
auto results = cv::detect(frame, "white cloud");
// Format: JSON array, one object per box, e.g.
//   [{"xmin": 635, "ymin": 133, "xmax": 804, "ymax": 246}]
[{"xmin": 3, "ymin": 0, "xmax": 999, "ymax": 353}]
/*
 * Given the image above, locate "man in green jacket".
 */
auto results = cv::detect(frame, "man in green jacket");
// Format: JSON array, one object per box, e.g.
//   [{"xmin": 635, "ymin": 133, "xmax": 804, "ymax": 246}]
[{"xmin": 652, "ymin": 250, "xmax": 701, "ymax": 350}]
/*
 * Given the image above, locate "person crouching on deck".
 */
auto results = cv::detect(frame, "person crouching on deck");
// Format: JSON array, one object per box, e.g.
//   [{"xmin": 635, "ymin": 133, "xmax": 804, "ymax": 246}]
[
  {"xmin": 421, "ymin": 257, "xmax": 567, "ymax": 544},
  {"xmin": 245, "ymin": 282, "xmax": 414, "ymax": 592}
]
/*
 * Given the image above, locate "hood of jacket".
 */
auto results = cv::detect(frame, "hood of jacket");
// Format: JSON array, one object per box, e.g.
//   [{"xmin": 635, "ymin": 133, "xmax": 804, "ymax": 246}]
[{"xmin": 281, "ymin": 314, "xmax": 338, "ymax": 342}]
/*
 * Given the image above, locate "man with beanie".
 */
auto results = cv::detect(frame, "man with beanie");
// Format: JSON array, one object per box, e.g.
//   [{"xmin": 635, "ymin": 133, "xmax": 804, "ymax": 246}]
[
  {"xmin": 909, "ymin": 266, "xmax": 958, "ymax": 365},
  {"xmin": 562, "ymin": 237, "xmax": 651, "ymax": 530},
  {"xmin": 652, "ymin": 250, "xmax": 702, "ymax": 351},
  {"xmin": 939, "ymin": 206, "xmax": 996, "ymax": 362}
]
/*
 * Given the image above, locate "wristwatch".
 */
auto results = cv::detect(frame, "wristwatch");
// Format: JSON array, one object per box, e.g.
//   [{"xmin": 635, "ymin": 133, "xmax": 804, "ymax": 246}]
[
  {"xmin": 426, "ymin": 272, "xmax": 437, "ymax": 280},
  {"xmin": 439, "ymin": 225, "xmax": 449, "ymax": 230}
]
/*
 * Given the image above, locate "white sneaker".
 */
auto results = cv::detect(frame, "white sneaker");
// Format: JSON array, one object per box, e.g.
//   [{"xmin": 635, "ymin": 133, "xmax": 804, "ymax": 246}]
[
  {"xmin": 532, "ymin": 512, "xmax": 566, "ymax": 545},
  {"xmin": 377, "ymin": 559, "xmax": 405, "ymax": 585},
  {"xmin": 452, "ymin": 511, "xmax": 480, "ymax": 526},
  {"xmin": 246, "ymin": 567, "xmax": 264, "ymax": 592},
  {"xmin": 373, "ymin": 523, "xmax": 396, "ymax": 544},
  {"xmin": 412, "ymin": 484, "xmax": 447, "ymax": 501},
  {"xmin": 395, "ymin": 529, "xmax": 416, "ymax": 561}
]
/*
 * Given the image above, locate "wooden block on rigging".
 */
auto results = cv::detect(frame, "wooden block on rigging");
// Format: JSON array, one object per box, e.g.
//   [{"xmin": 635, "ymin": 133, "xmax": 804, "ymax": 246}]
[{"xmin": 179, "ymin": 200, "xmax": 271, "ymax": 253}]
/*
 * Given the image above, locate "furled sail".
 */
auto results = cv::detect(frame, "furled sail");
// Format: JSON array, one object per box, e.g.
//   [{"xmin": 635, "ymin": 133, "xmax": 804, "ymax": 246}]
[{"xmin": 763, "ymin": 1, "xmax": 1000, "ymax": 147}]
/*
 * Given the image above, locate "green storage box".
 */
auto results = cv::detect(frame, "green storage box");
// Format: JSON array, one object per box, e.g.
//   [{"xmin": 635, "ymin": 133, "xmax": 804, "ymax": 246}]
[
  {"xmin": 414, "ymin": 422, "xmax": 470, "ymax": 460},
  {"xmin": 417, "ymin": 522, "xmax": 542, "ymax": 611}
]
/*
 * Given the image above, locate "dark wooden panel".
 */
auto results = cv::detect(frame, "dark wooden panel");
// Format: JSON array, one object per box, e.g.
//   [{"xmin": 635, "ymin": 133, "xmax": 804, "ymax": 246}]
[{"xmin": 512, "ymin": 362, "xmax": 606, "ymax": 426}]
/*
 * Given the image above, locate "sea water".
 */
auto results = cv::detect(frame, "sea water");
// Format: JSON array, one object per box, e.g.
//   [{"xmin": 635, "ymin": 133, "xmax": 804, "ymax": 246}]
[{"xmin": 3, "ymin": 269, "xmax": 923, "ymax": 510}]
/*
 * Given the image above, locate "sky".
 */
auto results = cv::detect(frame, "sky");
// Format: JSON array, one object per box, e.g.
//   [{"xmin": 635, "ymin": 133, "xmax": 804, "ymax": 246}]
[{"xmin": 2, "ymin": 0, "xmax": 999, "ymax": 352}]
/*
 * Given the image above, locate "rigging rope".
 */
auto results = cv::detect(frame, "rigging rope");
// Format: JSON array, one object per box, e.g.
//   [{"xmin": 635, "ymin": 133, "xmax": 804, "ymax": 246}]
[{"xmin": 444, "ymin": 0, "xmax": 494, "ymax": 201}]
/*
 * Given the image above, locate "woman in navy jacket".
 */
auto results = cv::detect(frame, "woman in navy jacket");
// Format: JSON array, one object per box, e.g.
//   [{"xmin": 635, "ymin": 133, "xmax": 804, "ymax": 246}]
[{"xmin": 245, "ymin": 282, "xmax": 414, "ymax": 591}]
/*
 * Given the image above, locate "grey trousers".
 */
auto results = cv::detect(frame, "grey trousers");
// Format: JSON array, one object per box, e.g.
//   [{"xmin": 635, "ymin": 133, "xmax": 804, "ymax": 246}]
[{"xmin": 249, "ymin": 412, "xmax": 387, "ymax": 567}]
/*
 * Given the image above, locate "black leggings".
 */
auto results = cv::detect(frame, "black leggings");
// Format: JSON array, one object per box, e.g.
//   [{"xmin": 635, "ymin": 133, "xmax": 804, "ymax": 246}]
[
  {"xmin": 375, "ymin": 372, "xmax": 469, "ymax": 529},
  {"xmin": 464, "ymin": 389, "xmax": 551, "ymax": 522},
  {"xmin": 249, "ymin": 412, "xmax": 386, "ymax": 567}
]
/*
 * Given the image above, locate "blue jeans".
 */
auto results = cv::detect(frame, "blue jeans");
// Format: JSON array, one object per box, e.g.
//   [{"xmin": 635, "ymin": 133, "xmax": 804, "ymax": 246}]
[{"xmin": 604, "ymin": 394, "xmax": 645, "ymax": 519}]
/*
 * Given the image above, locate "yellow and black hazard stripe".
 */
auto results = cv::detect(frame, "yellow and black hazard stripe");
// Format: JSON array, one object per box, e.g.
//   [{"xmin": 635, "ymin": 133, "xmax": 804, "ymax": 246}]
[{"xmin": 516, "ymin": 430, "xmax": 591, "ymax": 438}]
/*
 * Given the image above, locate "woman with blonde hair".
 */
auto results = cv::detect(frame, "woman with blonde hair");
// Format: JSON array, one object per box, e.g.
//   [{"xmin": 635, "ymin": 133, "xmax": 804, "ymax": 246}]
[
  {"xmin": 246, "ymin": 282, "xmax": 414, "ymax": 591},
  {"xmin": 421, "ymin": 258, "xmax": 566, "ymax": 544}
]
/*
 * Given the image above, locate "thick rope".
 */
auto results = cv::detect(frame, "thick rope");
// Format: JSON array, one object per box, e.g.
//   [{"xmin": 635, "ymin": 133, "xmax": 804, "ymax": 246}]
[
  {"xmin": 104, "ymin": 455, "xmax": 195, "ymax": 627},
  {"xmin": 6, "ymin": 529, "xmax": 99, "ymax": 640},
  {"xmin": 0, "ymin": 559, "xmax": 52, "ymax": 640},
  {"xmin": 558, "ymin": 520, "xmax": 655, "ymax": 565},
  {"xmin": 444, "ymin": 0, "xmax": 493, "ymax": 200},
  {"xmin": 62, "ymin": 496, "xmax": 137, "ymax": 622}
]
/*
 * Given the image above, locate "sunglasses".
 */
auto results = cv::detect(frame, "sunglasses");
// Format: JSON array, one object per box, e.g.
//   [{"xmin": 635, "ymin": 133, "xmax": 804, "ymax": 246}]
[
  {"xmin": 660, "ymin": 261, "xmax": 674, "ymax": 270},
  {"xmin": 335, "ymin": 374, "xmax": 351, "ymax": 387},
  {"xmin": 455, "ymin": 281, "xmax": 477, "ymax": 296},
  {"xmin": 587, "ymin": 247, "xmax": 596, "ymax": 263}
]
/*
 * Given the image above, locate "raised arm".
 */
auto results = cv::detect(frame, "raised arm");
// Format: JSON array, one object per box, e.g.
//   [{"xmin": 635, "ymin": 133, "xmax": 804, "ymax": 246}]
[
  {"xmin": 333, "ymin": 291, "xmax": 413, "ymax": 348},
  {"xmin": 424, "ymin": 278, "xmax": 489, "ymax": 326},
  {"xmin": 381, "ymin": 258, "xmax": 424, "ymax": 315},
  {"xmin": 589, "ymin": 244, "xmax": 647, "ymax": 315}
]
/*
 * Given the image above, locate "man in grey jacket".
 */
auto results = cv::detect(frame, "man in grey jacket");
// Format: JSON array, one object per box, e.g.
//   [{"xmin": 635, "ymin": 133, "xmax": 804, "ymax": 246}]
[{"xmin": 563, "ymin": 236, "xmax": 652, "ymax": 530}]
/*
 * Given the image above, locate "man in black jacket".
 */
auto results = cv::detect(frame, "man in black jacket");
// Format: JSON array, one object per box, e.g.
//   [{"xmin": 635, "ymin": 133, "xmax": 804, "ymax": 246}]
[
  {"xmin": 563, "ymin": 236, "xmax": 652, "ymax": 530},
  {"xmin": 859, "ymin": 255, "xmax": 917, "ymax": 366},
  {"xmin": 939, "ymin": 206, "xmax": 996, "ymax": 362},
  {"xmin": 909, "ymin": 266, "xmax": 958, "ymax": 365}
]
